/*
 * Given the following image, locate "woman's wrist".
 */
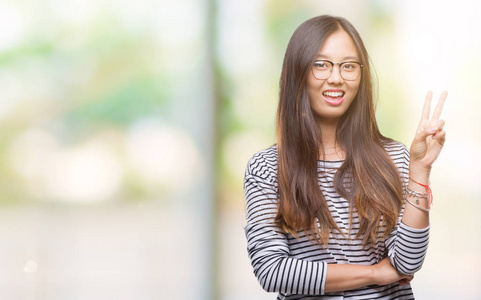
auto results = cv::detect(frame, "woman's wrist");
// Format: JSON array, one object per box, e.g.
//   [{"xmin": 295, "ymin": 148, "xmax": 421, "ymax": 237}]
[
  {"xmin": 408, "ymin": 161, "xmax": 431, "ymax": 184},
  {"xmin": 369, "ymin": 264, "xmax": 379, "ymax": 285}
]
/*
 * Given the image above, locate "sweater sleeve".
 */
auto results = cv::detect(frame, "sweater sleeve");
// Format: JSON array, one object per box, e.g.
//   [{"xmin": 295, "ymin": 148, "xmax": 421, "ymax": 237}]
[
  {"xmin": 385, "ymin": 143, "xmax": 430, "ymax": 275},
  {"xmin": 244, "ymin": 155, "xmax": 327, "ymax": 295}
]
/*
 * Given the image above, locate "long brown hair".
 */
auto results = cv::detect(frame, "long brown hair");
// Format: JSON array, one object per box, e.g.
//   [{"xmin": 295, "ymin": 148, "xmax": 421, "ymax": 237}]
[{"xmin": 275, "ymin": 15, "xmax": 403, "ymax": 246}]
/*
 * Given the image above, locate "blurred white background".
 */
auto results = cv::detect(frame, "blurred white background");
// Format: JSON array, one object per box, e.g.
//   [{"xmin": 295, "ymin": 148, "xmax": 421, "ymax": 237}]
[{"xmin": 0, "ymin": 0, "xmax": 479, "ymax": 299}]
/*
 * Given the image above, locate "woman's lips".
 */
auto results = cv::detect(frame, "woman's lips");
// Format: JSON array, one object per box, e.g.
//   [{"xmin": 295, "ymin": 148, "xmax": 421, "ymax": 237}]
[{"xmin": 322, "ymin": 94, "xmax": 344, "ymax": 106}]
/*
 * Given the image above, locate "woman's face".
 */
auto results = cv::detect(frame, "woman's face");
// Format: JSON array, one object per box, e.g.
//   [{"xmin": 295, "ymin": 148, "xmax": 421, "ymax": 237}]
[{"xmin": 306, "ymin": 30, "xmax": 361, "ymax": 125}]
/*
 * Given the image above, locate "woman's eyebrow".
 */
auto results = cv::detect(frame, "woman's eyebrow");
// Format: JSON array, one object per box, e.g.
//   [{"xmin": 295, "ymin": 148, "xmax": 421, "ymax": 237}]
[{"xmin": 316, "ymin": 54, "xmax": 359, "ymax": 61}]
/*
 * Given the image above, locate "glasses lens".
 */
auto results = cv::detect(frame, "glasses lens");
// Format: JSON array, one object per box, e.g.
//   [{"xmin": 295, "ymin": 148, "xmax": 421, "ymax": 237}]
[
  {"xmin": 340, "ymin": 62, "xmax": 361, "ymax": 81},
  {"xmin": 312, "ymin": 60, "xmax": 332, "ymax": 80},
  {"xmin": 312, "ymin": 61, "xmax": 362, "ymax": 80}
]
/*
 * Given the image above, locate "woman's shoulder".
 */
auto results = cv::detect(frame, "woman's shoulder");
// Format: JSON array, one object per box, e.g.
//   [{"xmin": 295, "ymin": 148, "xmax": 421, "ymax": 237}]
[
  {"xmin": 381, "ymin": 138, "xmax": 409, "ymax": 156},
  {"xmin": 245, "ymin": 144, "xmax": 278, "ymax": 181},
  {"xmin": 381, "ymin": 138, "xmax": 410, "ymax": 169}
]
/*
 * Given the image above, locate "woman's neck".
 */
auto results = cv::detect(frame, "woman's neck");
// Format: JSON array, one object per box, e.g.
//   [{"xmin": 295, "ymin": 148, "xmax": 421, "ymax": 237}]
[
  {"xmin": 319, "ymin": 120, "xmax": 339, "ymax": 148},
  {"xmin": 319, "ymin": 119, "xmax": 345, "ymax": 160}
]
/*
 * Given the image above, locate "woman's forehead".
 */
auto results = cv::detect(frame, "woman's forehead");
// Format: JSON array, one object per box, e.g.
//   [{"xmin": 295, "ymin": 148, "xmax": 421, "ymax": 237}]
[{"xmin": 317, "ymin": 30, "xmax": 359, "ymax": 60}]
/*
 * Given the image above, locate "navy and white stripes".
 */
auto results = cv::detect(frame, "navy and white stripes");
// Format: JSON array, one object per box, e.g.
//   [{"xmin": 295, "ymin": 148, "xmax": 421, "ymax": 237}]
[{"xmin": 244, "ymin": 141, "xmax": 429, "ymax": 299}]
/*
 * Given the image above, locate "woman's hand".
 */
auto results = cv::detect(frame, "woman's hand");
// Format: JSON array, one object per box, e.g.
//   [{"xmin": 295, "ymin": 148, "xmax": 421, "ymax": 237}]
[
  {"xmin": 372, "ymin": 257, "xmax": 414, "ymax": 286},
  {"xmin": 409, "ymin": 91, "xmax": 447, "ymax": 171}
]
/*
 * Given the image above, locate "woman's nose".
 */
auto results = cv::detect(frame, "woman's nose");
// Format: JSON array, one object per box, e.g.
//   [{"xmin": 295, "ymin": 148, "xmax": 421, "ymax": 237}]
[{"xmin": 327, "ymin": 65, "xmax": 343, "ymax": 84}]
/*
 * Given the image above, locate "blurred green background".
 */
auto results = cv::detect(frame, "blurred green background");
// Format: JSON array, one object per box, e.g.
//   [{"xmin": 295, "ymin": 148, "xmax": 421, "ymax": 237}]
[{"xmin": 0, "ymin": 0, "xmax": 479, "ymax": 299}]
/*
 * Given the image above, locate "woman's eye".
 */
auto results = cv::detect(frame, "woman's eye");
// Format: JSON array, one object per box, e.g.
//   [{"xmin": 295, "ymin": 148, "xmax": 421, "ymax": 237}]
[
  {"xmin": 342, "ymin": 63, "xmax": 357, "ymax": 71},
  {"xmin": 314, "ymin": 61, "xmax": 328, "ymax": 68}
]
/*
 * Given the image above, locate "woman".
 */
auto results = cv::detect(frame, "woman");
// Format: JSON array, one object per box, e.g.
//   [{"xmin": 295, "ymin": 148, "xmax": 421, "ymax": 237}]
[{"xmin": 244, "ymin": 15, "xmax": 446, "ymax": 299}]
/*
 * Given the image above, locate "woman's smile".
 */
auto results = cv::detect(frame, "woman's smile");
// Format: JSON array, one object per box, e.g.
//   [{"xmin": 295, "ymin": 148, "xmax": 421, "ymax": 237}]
[{"xmin": 322, "ymin": 89, "xmax": 345, "ymax": 106}]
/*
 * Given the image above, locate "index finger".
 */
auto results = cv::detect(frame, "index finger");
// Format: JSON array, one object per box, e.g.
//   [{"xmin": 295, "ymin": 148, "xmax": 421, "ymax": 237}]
[
  {"xmin": 432, "ymin": 91, "xmax": 448, "ymax": 120},
  {"xmin": 421, "ymin": 91, "xmax": 433, "ymax": 121}
]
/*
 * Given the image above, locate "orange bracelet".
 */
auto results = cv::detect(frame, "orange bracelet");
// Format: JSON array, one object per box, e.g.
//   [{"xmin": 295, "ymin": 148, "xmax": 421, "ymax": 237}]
[{"xmin": 409, "ymin": 176, "xmax": 433, "ymax": 208}]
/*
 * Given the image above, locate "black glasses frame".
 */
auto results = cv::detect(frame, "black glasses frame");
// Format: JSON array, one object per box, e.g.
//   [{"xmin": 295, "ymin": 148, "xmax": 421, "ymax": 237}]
[{"xmin": 312, "ymin": 59, "xmax": 363, "ymax": 81}]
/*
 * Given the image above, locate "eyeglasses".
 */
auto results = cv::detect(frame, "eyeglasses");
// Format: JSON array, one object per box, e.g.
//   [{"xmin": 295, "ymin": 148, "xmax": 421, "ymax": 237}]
[{"xmin": 312, "ymin": 60, "xmax": 363, "ymax": 81}]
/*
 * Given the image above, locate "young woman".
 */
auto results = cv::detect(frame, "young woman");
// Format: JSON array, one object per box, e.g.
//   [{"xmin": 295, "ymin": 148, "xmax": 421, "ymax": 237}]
[{"xmin": 244, "ymin": 15, "xmax": 446, "ymax": 299}]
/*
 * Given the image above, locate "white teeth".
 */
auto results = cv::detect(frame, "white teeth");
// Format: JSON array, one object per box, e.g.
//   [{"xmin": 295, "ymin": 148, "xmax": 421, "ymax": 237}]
[{"xmin": 323, "ymin": 91, "xmax": 344, "ymax": 97}]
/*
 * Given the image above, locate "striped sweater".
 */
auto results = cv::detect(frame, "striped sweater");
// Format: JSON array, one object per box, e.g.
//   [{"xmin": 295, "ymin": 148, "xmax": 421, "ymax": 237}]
[{"xmin": 244, "ymin": 141, "xmax": 429, "ymax": 299}]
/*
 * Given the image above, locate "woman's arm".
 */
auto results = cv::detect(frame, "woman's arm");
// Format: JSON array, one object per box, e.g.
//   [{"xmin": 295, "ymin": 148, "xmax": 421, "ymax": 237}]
[
  {"xmin": 324, "ymin": 258, "xmax": 413, "ymax": 293},
  {"xmin": 245, "ymin": 172, "xmax": 327, "ymax": 295},
  {"xmin": 384, "ymin": 144, "xmax": 430, "ymax": 275},
  {"xmin": 386, "ymin": 91, "xmax": 447, "ymax": 275},
  {"xmin": 402, "ymin": 91, "xmax": 447, "ymax": 229}
]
